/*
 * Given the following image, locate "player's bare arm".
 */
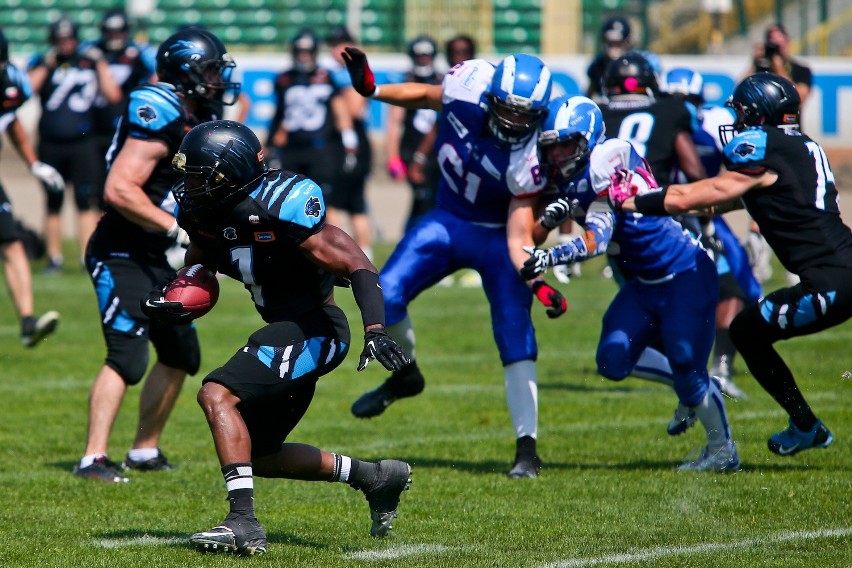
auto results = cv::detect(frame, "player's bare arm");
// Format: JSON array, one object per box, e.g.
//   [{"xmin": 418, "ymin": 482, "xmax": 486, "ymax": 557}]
[
  {"xmin": 104, "ymin": 137, "xmax": 176, "ymax": 232},
  {"xmin": 299, "ymin": 223, "xmax": 376, "ymax": 280}
]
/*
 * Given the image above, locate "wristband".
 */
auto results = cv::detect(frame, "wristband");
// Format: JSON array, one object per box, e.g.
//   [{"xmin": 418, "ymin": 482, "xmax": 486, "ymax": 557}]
[
  {"xmin": 371, "ymin": 85, "xmax": 381, "ymax": 98},
  {"xmin": 350, "ymin": 269, "xmax": 385, "ymax": 328},
  {"xmin": 166, "ymin": 221, "xmax": 181, "ymax": 238},
  {"xmin": 341, "ymin": 128, "xmax": 358, "ymax": 150},
  {"xmin": 633, "ymin": 187, "xmax": 669, "ymax": 216}
]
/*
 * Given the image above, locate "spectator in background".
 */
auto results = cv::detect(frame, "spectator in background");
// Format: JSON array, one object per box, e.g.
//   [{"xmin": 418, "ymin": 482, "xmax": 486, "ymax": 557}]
[
  {"xmin": 585, "ymin": 16, "xmax": 632, "ymax": 102},
  {"xmin": 325, "ymin": 25, "xmax": 374, "ymax": 260},
  {"xmin": 267, "ymin": 29, "xmax": 363, "ymax": 252},
  {"xmin": 28, "ymin": 16, "xmax": 121, "ymax": 274},
  {"xmin": 385, "ymin": 35, "xmax": 442, "ymax": 234},
  {"xmin": 87, "ymin": 9, "xmax": 157, "ymax": 210},
  {"xmin": 0, "ymin": 28, "xmax": 63, "ymax": 347},
  {"xmin": 751, "ymin": 23, "xmax": 812, "ymax": 107}
]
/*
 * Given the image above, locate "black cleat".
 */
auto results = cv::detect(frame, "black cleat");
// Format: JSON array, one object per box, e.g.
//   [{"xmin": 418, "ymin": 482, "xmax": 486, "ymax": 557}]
[
  {"xmin": 190, "ymin": 514, "xmax": 267, "ymax": 556},
  {"xmin": 351, "ymin": 362, "xmax": 425, "ymax": 418},
  {"xmin": 21, "ymin": 311, "xmax": 60, "ymax": 348},
  {"xmin": 361, "ymin": 460, "xmax": 412, "ymax": 537},
  {"xmin": 72, "ymin": 456, "xmax": 130, "ymax": 483},
  {"xmin": 122, "ymin": 449, "xmax": 174, "ymax": 472},
  {"xmin": 507, "ymin": 436, "xmax": 541, "ymax": 479}
]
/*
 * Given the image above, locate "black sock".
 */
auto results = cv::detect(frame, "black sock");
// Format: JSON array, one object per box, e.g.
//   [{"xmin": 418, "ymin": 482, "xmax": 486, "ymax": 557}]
[
  {"xmin": 21, "ymin": 316, "xmax": 36, "ymax": 336},
  {"xmin": 347, "ymin": 459, "xmax": 377, "ymax": 491},
  {"xmin": 222, "ymin": 462, "xmax": 255, "ymax": 518},
  {"xmin": 713, "ymin": 328, "xmax": 737, "ymax": 368}
]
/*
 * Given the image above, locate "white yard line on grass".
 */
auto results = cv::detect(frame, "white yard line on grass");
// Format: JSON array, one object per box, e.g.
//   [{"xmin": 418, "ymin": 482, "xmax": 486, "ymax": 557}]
[
  {"xmin": 539, "ymin": 528, "xmax": 852, "ymax": 567},
  {"xmin": 94, "ymin": 535, "xmax": 185, "ymax": 548},
  {"xmin": 343, "ymin": 543, "xmax": 452, "ymax": 561}
]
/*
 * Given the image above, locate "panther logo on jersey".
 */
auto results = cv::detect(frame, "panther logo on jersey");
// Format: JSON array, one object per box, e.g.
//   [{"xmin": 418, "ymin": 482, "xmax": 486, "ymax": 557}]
[
  {"xmin": 733, "ymin": 142, "xmax": 756, "ymax": 157},
  {"xmin": 137, "ymin": 104, "xmax": 158, "ymax": 123},
  {"xmin": 305, "ymin": 196, "xmax": 321, "ymax": 218},
  {"xmin": 223, "ymin": 227, "xmax": 238, "ymax": 240}
]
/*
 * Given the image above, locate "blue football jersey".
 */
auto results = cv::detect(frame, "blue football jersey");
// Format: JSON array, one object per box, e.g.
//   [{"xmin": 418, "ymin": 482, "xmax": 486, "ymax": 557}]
[
  {"xmin": 433, "ymin": 59, "xmax": 546, "ymax": 225},
  {"xmin": 559, "ymin": 138, "xmax": 702, "ymax": 280}
]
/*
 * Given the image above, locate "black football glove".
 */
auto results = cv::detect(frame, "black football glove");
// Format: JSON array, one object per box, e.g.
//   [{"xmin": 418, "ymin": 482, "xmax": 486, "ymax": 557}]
[
  {"xmin": 140, "ymin": 279, "xmax": 193, "ymax": 324},
  {"xmin": 341, "ymin": 47, "xmax": 377, "ymax": 97},
  {"xmin": 521, "ymin": 246, "xmax": 555, "ymax": 280},
  {"xmin": 539, "ymin": 197, "xmax": 572, "ymax": 230},
  {"xmin": 531, "ymin": 279, "xmax": 567, "ymax": 319},
  {"xmin": 357, "ymin": 328, "xmax": 409, "ymax": 372}
]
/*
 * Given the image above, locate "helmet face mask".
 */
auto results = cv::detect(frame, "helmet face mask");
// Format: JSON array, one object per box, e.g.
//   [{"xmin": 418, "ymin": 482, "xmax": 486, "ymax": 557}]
[
  {"xmin": 157, "ymin": 29, "xmax": 241, "ymax": 105},
  {"xmin": 172, "ymin": 120, "xmax": 267, "ymax": 214},
  {"xmin": 487, "ymin": 54, "xmax": 552, "ymax": 145},
  {"xmin": 537, "ymin": 95, "xmax": 605, "ymax": 181}
]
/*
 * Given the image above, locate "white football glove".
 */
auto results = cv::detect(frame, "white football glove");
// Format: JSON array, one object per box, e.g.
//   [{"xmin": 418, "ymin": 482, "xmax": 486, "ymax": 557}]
[
  {"xmin": 539, "ymin": 197, "xmax": 572, "ymax": 230},
  {"xmin": 166, "ymin": 221, "xmax": 191, "ymax": 247},
  {"xmin": 30, "ymin": 161, "xmax": 65, "ymax": 193}
]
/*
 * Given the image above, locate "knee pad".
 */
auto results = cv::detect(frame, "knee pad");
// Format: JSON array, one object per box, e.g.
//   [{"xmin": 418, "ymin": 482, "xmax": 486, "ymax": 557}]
[
  {"xmin": 74, "ymin": 183, "xmax": 99, "ymax": 211},
  {"xmin": 152, "ymin": 323, "xmax": 201, "ymax": 375},
  {"xmin": 105, "ymin": 331, "xmax": 150, "ymax": 386},
  {"xmin": 45, "ymin": 189, "xmax": 64, "ymax": 214},
  {"xmin": 596, "ymin": 343, "xmax": 631, "ymax": 381}
]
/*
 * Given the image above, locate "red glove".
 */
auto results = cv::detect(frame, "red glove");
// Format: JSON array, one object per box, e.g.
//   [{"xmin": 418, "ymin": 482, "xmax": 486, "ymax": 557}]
[
  {"xmin": 531, "ymin": 279, "xmax": 567, "ymax": 319},
  {"xmin": 387, "ymin": 156, "xmax": 407, "ymax": 180},
  {"xmin": 341, "ymin": 47, "xmax": 377, "ymax": 97}
]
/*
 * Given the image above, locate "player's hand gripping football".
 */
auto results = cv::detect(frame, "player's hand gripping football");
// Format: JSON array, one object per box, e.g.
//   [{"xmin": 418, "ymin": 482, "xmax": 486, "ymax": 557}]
[
  {"xmin": 521, "ymin": 246, "xmax": 555, "ymax": 280},
  {"xmin": 357, "ymin": 327, "xmax": 410, "ymax": 372},
  {"xmin": 531, "ymin": 279, "xmax": 567, "ymax": 319},
  {"xmin": 341, "ymin": 47, "xmax": 377, "ymax": 97},
  {"xmin": 140, "ymin": 279, "xmax": 193, "ymax": 324}
]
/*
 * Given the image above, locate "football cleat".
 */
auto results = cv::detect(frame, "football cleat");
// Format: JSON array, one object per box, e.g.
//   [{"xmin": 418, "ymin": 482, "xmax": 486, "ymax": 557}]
[
  {"xmin": 190, "ymin": 514, "xmax": 268, "ymax": 556},
  {"xmin": 710, "ymin": 370, "xmax": 747, "ymax": 400},
  {"xmin": 72, "ymin": 456, "xmax": 130, "ymax": 483},
  {"xmin": 667, "ymin": 403, "xmax": 697, "ymax": 436},
  {"xmin": 678, "ymin": 441, "xmax": 740, "ymax": 472},
  {"xmin": 122, "ymin": 449, "xmax": 175, "ymax": 472},
  {"xmin": 507, "ymin": 435, "xmax": 541, "ymax": 478},
  {"xmin": 21, "ymin": 311, "xmax": 60, "ymax": 348},
  {"xmin": 768, "ymin": 418, "xmax": 834, "ymax": 456},
  {"xmin": 351, "ymin": 362, "xmax": 425, "ymax": 418},
  {"xmin": 361, "ymin": 460, "xmax": 412, "ymax": 538}
]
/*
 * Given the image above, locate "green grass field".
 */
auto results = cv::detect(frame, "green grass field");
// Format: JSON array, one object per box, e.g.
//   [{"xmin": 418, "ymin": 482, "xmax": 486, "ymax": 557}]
[{"xmin": 1, "ymin": 246, "xmax": 850, "ymax": 567}]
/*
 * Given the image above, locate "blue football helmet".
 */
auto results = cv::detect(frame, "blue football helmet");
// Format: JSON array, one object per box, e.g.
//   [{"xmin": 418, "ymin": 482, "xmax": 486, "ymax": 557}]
[
  {"xmin": 537, "ymin": 95, "xmax": 605, "ymax": 180},
  {"xmin": 720, "ymin": 72, "xmax": 800, "ymax": 144},
  {"xmin": 664, "ymin": 67, "xmax": 704, "ymax": 105},
  {"xmin": 172, "ymin": 120, "xmax": 268, "ymax": 213},
  {"xmin": 486, "ymin": 54, "xmax": 552, "ymax": 145}
]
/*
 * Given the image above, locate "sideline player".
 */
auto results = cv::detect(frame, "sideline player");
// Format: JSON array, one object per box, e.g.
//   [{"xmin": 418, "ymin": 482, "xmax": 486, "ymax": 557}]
[
  {"xmin": 341, "ymin": 47, "xmax": 566, "ymax": 477},
  {"xmin": 611, "ymin": 73, "xmax": 851, "ymax": 457}
]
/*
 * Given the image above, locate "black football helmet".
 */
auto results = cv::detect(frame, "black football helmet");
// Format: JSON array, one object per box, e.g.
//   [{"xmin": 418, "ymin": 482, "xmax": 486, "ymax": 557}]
[
  {"xmin": 290, "ymin": 28, "xmax": 319, "ymax": 73},
  {"xmin": 156, "ymin": 28, "xmax": 240, "ymax": 105},
  {"xmin": 172, "ymin": 120, "xmax": 268, "ymax": 213},
  {"xmin": 720, "ymin": 72, "xmax": 800, "ymax": 144},
  {"xmin": 602, "ymin": 51, "xmax": 658, "ymax": 98},
  {"xmin": 48, "ymin": 16, "xmax": 78, "ymax": 44},
  {"xmin": 407, "ymin": 34, "xmax": 437, "ymax": 78},
  {"xmin": 100, "ymin": 8, "xmax": 130, "ymax": 51}
]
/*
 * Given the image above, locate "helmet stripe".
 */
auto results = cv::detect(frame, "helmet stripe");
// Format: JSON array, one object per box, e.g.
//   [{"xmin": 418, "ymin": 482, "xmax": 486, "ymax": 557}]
[
  {"xmin": 530, "ymin": 67, "xmax": 551, "ymax": 103},
  {"xmin": 499, "ymin": 55, "xmax": 517, "ymax": 95}
]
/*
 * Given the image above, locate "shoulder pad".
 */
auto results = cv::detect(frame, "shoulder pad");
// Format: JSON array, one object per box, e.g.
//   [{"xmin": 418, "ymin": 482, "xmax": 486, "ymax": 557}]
[
  {"xmin": 723, "ymin": 128, "xmax": 767, "ymax": 164},
  {"xmin": 588, "ymin": 139, "xmax": 645, "ymax": 195},
  {"xmin": 128, "ymin": 85, "xmax": 182, "ymax": 132},
  {"xmin": 442, "ymin": 59, "xmax": 494, "ymax": 106}
]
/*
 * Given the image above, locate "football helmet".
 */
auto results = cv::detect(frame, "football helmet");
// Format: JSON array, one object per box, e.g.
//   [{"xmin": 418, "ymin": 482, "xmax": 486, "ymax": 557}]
[
  {"xmin": 48, "ymin": 16, "xmax": 78, "ymax": 44},
  {"xmin": 720, "ymin": 72, "xmax": 800, "ymax": 144},
  {"xmin": 156, "ymin": 28, "xmax": 240, "ymax": 105},
  {"xmin": 664, "ymin": 67, "xmax": 704, "ymax": 103},
  {"xmin": 291, "ymin": 28, "xmax": 319, "ymax": 73},
  {"xmin": 600, "ymin": 16, "xmax": 631, "ymax": 59},
  {"xmin": 486, "ymin": 53, "xmax": 552, "ymax": 145},
  {"xmin": 172, "ymin": 120, "xmax": 268, "ymax": 213},
  {"xmin": 100, "ymin": 8, "xmax": 130, "ymax": 52},
  {"xmin": 602, "ymin": 51, "xmax": 659, "ymax": 98},
  {"xmin": 538, "ymin": 95, "xmax": 606, "ymax": 180},
  {"xmin": 407, "ymin": 35, "xmax": 437, "ymax": 78}
]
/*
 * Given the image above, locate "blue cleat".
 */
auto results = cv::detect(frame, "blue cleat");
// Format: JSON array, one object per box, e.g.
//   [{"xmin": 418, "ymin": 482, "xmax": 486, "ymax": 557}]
[{"xmin": 768, "ymin": 419, "xmax": 834, "ymax": 456}]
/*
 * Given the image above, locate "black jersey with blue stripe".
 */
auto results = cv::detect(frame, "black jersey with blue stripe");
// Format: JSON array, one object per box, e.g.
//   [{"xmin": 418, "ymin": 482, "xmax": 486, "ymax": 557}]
[
  {"xmin": 92, "ymin": 83, "xmax": 218, "ymax": 257},
  {"xmin": 0, "ymin": 64, "xmax": 31, "ymax": 138},
  {"xmin": 177, "ymin": 170, "xmax": 336, "ymax": 322},
  {"xmin": 723, "ymin": 126, "xmax": 852, "ymax": 273}
]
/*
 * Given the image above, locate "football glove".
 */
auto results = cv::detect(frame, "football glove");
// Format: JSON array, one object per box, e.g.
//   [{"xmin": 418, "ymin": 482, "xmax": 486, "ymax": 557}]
[
  {"xmin": 608, "ymin": 166, "xmax": 658, "ymax": 211},
  {"xmin": 539, "ymin": 197, "xmax": 572, "ymax": 230},
  {"xmin": 166, "ymin": 221, "xmax": 191, "ymax": 247},
  {"xmin": 140, "ymin": 279, "xmax": 193, "ymax": 324},
  {"xmin": 531, "ymin": 279, "xmax": 567, "ymax": 319},
  {"xmin": 387, "ymin": 155, "xmax": 407, "ymax": 180},
  {"xmin": 521, "ymin": 246, "xmax": 554, "ymax": 280},
  {"xmin": 357, "ymin": 328, "xmax": 409, "ymax": 372},
  {"xmin": 30, "ymin": 161, "xmax": 64, "ymax": 193},
  {"xmin": 341, "ymin": 47, "xmax": 377, "ymax": 97}
]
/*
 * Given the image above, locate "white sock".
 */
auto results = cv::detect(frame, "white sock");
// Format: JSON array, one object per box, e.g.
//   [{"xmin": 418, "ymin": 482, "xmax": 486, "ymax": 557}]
[
  {"xmin": 127, "ymin": 447, "xmax": 159, "ymax": 462},
  {"xmin": 631, "ymin": 347, "xmax": 674, "ymax": 387},
  {"xmin": 386, "ymin": 315, "xmax": 416, "ymax": 361},
  {"xmin": 80, "ymin": 453, "xmax": 107, "ymax": 468},
  {"xmin": 692, "ymin": 378, "xmax": 732, "ymax": 450},
  {"xmin": 504, "ymin": 360, "xmax": 538, "ymax": 439}
]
